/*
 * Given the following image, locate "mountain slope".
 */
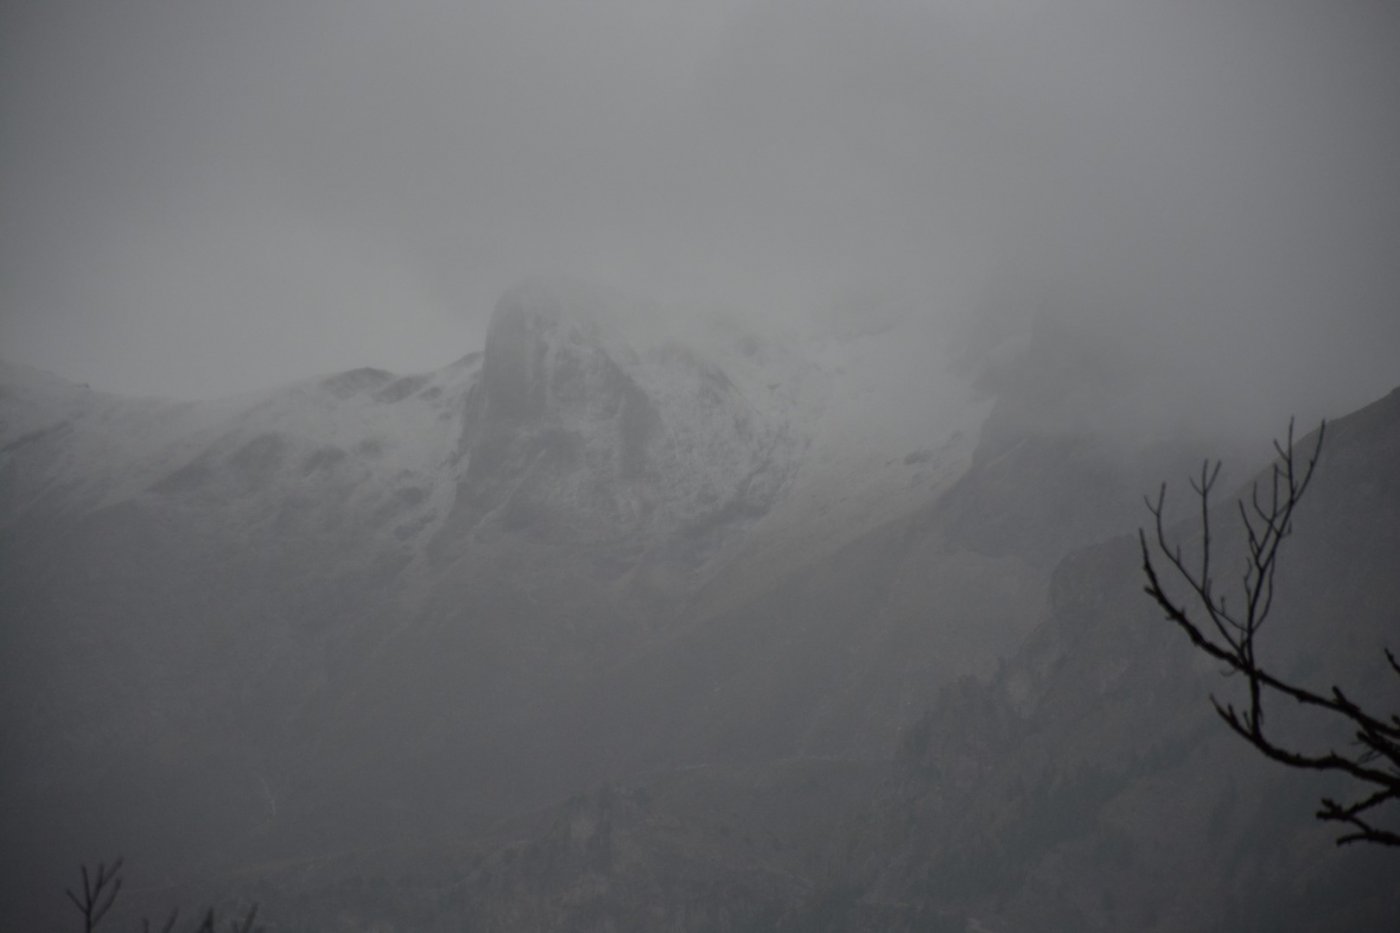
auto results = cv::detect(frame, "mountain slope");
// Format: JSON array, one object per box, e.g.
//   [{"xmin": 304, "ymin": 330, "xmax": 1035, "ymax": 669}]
[{"xmin": 856, "ymin": 386, "xmax": 1400, "ymax": 931}]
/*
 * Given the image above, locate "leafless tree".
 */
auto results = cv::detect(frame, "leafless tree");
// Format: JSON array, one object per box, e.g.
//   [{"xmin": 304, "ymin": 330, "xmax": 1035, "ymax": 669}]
[
  {"xmin": 68, "ymin": 858, "xmax": 123, "ymax": 932},
  {"xmin": 67, "ymin": 858, "xmax": 261, "ymax": 932},
  {"xmin": 1140, "ymin": 420, "xmax": 1400, "ymax": 847}
]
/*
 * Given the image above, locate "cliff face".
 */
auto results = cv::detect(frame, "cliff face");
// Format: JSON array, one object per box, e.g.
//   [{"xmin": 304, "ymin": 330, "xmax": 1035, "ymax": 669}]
[{"xmin": 441, "ymin": 281, "xmax": 793, "ymax": 578}]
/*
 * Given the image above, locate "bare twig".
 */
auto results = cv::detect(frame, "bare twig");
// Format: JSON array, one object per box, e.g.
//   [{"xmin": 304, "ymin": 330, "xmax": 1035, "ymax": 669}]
[
  {"xmin": 1140, "ymin": 421, "xmax": 1400, "ymax": 847},
  {"xmin": 67, "ymin": 858, "xmax": 123, "ymax": 932},
  {"xmin": 68, "ymin": 858, "xmax": 265, "ymax": 933}
]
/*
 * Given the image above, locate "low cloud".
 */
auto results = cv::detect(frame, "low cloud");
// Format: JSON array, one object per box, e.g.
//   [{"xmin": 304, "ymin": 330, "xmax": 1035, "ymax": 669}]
[{"xmin": 2, "ymin": 0, "xmax": 1396, "ymax": 421}]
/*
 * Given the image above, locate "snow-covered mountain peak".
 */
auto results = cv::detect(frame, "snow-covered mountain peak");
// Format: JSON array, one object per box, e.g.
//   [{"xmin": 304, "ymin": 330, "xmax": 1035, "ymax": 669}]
[
  {"xmin": 2, "ymin": 283, "xmax": 994, "ymax": 595},
  {"xmin": 441, "ymin": 284, "xmax": 800, "ymax": 581}
]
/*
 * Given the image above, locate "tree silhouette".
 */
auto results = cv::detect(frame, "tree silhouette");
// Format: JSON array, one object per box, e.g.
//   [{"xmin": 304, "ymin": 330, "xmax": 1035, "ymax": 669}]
[
  {"xmin": 1140, "ymin": 420, "xmax": 1400, "ymax": 847},
  {"xmin": 67, "ymin": 858, "xmax": 260, "ymax": 932},
  {"xmin": 68, "ymin": 858, "xmax": 123, "ymax": 932}
]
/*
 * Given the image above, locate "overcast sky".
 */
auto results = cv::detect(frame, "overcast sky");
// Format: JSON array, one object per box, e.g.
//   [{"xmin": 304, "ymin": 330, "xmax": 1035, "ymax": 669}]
[{"xmin": 2, "ymin": 0, "xmax": 1398, "ymax": 410}]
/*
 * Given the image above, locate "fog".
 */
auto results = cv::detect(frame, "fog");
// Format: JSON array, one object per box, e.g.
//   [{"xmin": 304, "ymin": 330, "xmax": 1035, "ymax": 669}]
[
  {"xmin": 3, "ymin": 0, "xmax": 1397, "ymax": 423},
  {"xmin": 5, "ymin": 5, "xmax": 1400, "ymax": 929}
]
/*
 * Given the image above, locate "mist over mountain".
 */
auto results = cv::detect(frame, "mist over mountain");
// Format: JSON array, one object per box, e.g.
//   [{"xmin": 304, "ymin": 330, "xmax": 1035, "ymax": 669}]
[
  {"xmin": 6, "ymin": 3, "xmax": 1400, "ymax": 927},
  {"xmin": 3, "ymin": 276, "xmax": 1396, "ymax": 930}
]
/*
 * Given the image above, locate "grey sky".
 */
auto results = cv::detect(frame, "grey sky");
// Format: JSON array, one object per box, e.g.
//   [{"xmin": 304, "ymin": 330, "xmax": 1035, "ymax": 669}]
[{"xmin": 2, "ymin": 0, "xmax": 1398, "ymax": 411}]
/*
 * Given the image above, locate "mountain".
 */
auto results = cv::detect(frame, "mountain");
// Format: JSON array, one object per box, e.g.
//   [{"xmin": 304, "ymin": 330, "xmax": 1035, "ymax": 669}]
[
  {"xmin": 0, "ymin": 280, "xmax": 989, "ymax": 925},
  {"xmin": 3, "ymin": 281, "xmax": 1394, "ymax": 931}
]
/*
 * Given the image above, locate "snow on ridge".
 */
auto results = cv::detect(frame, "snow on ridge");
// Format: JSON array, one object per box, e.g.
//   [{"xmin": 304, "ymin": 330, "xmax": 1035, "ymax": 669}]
[
  {"xmin": 0, "ymin": 354, "xmax": 483, "ymax": 548},
  {"xmin": 473, "ymin": 281, "xmax": 990, "ymax": 555},
  {"xmin": 1, "ymin": 359, "xmax": 266, "ymax": 516},
  {"xmin": 688, "ymin": 318, "xmax": 991, "ymax": 598},
  {"xmin": 3, "ymin": 282, "xmax": 993, "ymax": 578}
]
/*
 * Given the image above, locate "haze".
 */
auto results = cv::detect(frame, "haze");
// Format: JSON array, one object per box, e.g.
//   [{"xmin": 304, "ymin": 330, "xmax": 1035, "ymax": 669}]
[
  {"xmin": 5, "ymin": 4, "xmax": 1400, "ymax": 928},
  {"xmin": 3, "ymin": 0, "xmax": 1398, "ymax": 425}
]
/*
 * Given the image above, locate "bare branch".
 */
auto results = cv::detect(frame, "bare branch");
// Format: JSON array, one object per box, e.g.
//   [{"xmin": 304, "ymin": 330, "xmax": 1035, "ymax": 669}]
[
  {"xmin": 1142, "ymin": 420, "xmax": 1400, "ymax": 847},
  {"xmin": 67, "ymin": 858, "xmax": 124, "ymax": 932},
  {"xmin": 72, "ymin": 860, "xmax": 264, "ymax": 933}
]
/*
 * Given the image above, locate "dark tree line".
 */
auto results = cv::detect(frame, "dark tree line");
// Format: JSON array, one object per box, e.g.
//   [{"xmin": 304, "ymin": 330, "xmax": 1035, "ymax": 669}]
[{"xmin": 1141, "ymin": 420, "xmax": 1399, "ymax": 847}]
